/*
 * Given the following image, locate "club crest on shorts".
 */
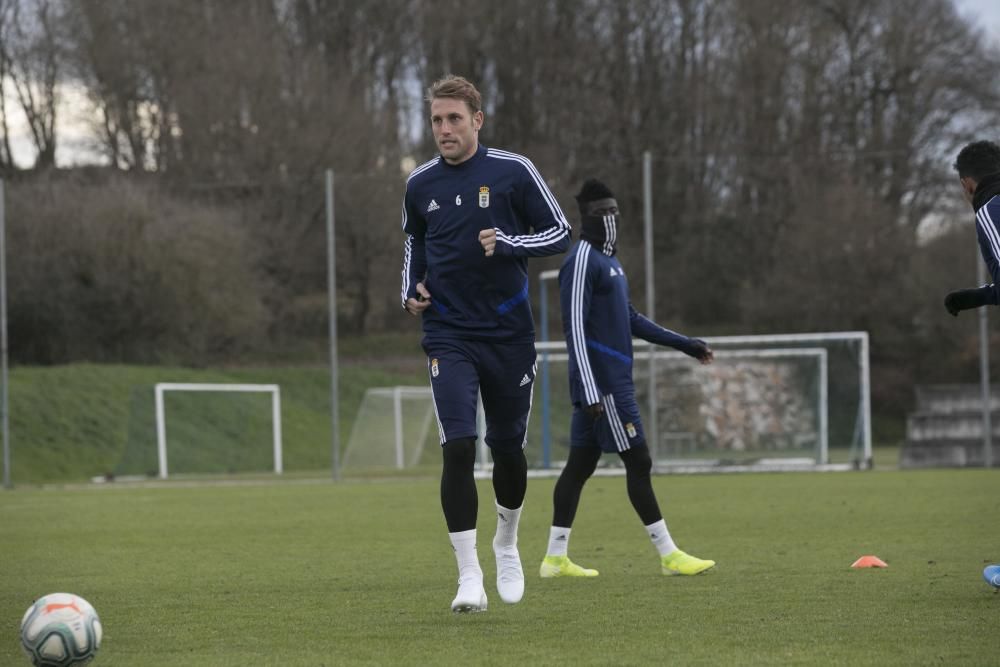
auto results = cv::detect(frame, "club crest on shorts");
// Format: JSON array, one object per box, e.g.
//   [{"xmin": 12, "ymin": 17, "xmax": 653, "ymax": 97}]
[
  {"xmin": 625, "ymin": 422, "xmax": 637, "ymax": 438},
  {"xmin": 479, "ymin": 185, "xmax": 490, "ymax": 208},
  {"xmin": 430, "ymin": 358, "xmax": 439, "ymax": 377}
]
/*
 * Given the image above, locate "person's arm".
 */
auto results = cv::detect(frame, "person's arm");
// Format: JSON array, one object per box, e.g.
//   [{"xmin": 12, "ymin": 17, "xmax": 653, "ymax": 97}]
[
  {"xmin": 629, "ymin": 303, "xmax": 713, "ymax": 363},
  {"xmin": 400, "ymin": 187, "xmax": 431, "ymax": 314},
  {"xmin": 944, "ymin": 285, "xmax": 996, "ymax": 316},
  {"xmin": 945, "ymin": 207, "xmax": 1000, "ymax": 316},
  {"xmin": 561, "ymin": 245, "xmax": 602, "ymax": 412},
  {"xmin": 490, "ymin": 154, "xmax": 571, "ymax": 258}
]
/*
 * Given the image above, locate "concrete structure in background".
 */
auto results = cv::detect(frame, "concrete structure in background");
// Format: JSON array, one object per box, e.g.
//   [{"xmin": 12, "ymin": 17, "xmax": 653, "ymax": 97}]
[{"xmin": 902, "ymin": 385, "xmax": 1000, "ymax": 468}]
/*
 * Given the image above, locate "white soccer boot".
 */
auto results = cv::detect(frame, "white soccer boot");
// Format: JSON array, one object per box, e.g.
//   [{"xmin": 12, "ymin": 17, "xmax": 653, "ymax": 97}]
[
  {"xmin": 451, "ymin": 576, "xmax": 488, "ymax": 613},
  {"xmin": 494, "ymin": 544, "xmax": 525, "ymax": 604}
]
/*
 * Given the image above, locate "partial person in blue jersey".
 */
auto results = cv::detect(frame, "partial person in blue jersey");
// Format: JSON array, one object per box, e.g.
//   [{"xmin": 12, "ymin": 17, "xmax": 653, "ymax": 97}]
[
  {"xmin": 539, "ymin": 178, "xmax": 716, "ymax": 579},
  {"xmin": 399, "ymin": 75, "xmax": 571, "ymax": 613},
  {"xmin": 947, "ymin": 140, "xmax": 1000, "ymax": 580},
  {"xmin": 945, "ymin": 140, "xmax": 1000, "ymax": 316}
]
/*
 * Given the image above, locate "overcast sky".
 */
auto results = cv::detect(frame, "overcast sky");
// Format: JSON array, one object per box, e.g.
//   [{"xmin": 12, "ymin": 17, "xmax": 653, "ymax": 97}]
[{"xmin": 956, "ymin": 0, "xmax": 1000, "ymax": 39}]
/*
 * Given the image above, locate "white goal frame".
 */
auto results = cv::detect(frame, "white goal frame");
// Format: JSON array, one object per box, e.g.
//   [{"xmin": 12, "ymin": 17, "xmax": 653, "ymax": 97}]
[
  {"xmin": 154, "ymin": 383, "xmax": 283, "ymax": 479},
  {"xmin": 533, "ymin": 346, "xmax": 828, "ymax": 467},
  {"xmin": 532, "ymin": 330, "xmax": 872, "ymax": 474},
  {"xmin": 697, "ymin": 331, "xmax": 871, "ymax": 460}
]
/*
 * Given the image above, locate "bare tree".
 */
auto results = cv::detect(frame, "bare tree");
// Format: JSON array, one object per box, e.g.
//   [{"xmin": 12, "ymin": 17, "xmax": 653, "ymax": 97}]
[
  {"xmin": 0, "ymin": 0, "xmax": 17, "ymax": 172},
  {"xmin": 4, "ymin": 0, "xmax": 999, "ymax": 407},
  {"xmin": 0, "ymin": 0, "xmax": 64, "ymax": 169}
]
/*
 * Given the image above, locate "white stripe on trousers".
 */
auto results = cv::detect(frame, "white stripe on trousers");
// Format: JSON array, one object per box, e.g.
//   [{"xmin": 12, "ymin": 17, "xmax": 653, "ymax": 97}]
[
  {"xmin": 427, "ymin": 360, "xmax": 447, "ymax": 445},
  {"xmin": 601, "ymin": 394, "xmax": 631, "ymax": 452}
]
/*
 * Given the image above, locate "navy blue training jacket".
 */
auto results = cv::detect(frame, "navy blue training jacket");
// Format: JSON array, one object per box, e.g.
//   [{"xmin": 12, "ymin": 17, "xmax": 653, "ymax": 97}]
[
  {"xmin": 559, "ymin": 239, "xmax": 702, "ymax": 407},
  {"xmin": 401, "ymin": 144, "xmax": 571, "ymax": 341},
  {"xmin": 975, "ymin": 195, "xmax": 1000, "ymax": 305}
]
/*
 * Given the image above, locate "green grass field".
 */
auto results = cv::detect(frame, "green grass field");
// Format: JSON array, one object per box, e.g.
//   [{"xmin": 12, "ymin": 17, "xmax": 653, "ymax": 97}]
[{"xmin": 2, "ymin": 469, "xmax": 997, "ymax": 665}]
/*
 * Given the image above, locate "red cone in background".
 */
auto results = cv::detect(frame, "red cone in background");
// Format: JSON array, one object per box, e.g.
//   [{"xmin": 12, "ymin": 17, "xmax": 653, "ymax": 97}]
[{"xmin": 851, "ymin": 555, "xmax": 888, "ymax": 568}]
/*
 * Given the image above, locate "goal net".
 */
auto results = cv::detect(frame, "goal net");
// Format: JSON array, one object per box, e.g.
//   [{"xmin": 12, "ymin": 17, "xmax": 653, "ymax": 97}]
[
  {"xmin": 532, "ymin": 332, "xmax": 871, "ymax": 473},
  {"xmin": 341, "ymin": 333, "xmax": 870, "ymax": 476},
  {"xmin": 342, "ymin": 386, "xmax": 439, "ymax": 473}
]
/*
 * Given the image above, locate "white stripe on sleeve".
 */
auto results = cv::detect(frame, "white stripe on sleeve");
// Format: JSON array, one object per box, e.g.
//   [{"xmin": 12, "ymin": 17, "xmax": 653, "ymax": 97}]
[
  {"xmin": 978, "ymin": 205, "xmax": 1000, "ymax": 263},
  {"xmin": 486, "ymin": 148, "xmax": 570, "ymax": 232},
  {"xmin": 571, "ymin": 244, "xmax": 601, "ymax": 404},
  {"xmin": 400, "ymin": 235, "xmax": 413, "ymax": 307}
]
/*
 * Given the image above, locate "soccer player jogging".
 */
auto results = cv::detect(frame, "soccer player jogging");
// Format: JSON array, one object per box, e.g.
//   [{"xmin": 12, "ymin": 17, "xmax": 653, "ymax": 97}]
[
  {"xmin": 945, "ymin": 140, "xmax": 1000, "ymax": 316},
  {"xmin": 945, "ymin": 140, "xmax": 1000, "ymax": 579},
  {"xmin": 400, "ymin": 75, "xmax": 571, "ymax": 612},
  {"xmin": 539, "ymin": 179, "xmax": 716, "ymax": 579}
]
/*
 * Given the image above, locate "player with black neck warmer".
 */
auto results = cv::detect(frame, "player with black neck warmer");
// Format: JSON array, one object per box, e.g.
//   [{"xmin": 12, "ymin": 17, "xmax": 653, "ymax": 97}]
[
  {"xmin": 577, "ymin": 180, "xmax": 619, "ymax": 255},
  {"xmin": 538, "ymin": 178, "xmax": 718, "ymax": 580},
  {"xmin": 945, "ymin": 141, "xmax": 1000, "ymax": 316}
]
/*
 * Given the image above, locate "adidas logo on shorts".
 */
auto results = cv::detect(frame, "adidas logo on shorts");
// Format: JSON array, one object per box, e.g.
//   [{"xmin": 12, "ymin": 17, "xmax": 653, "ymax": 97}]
[
  {"xmin": 519, "ymin": 374, "xmax": 531, "ymax": 387},
  {"xmin": 427, "ymin": 199, "xmax": 440, "ymax": 212}
]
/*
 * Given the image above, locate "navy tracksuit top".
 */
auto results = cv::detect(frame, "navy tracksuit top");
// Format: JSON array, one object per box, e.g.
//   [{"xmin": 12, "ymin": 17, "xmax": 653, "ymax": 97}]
[
  {"xmin": 400, "ymin": 144, "xmax": 571, "ymax": 341},
  {"xmin": 559, "ymin": 239, "xmax": 703, "ymax": 407},
  {"xmin": 975, "ymin": 195, "xmax": 1000, "ymax": 305}
]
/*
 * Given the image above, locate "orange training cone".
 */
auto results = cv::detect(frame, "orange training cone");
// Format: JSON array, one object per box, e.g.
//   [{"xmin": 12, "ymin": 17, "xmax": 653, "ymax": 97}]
[{"xmin": 851, "ymin": 555, "xmax": 888, "ymax": 568}]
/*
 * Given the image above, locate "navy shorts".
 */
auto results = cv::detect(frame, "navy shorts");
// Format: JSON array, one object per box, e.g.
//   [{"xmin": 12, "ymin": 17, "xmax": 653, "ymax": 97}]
[
  {"xmin": 422, "ymin": 337, "xmax": 537, "ymax": 453},
  {"xmin": 571, "ymin": 388, "xmax": 646, "ymax": 453}
]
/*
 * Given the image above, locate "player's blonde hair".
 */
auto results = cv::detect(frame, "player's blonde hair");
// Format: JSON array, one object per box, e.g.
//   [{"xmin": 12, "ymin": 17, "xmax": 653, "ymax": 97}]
[{"xmin": 426, "ymin": 75, "xmax": 482, "ymax": 115}]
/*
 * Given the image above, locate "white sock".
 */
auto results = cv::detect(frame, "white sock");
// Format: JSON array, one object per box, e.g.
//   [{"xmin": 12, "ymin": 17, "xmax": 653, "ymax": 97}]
[
  {"xmin": 449, "ymin": 529, "xmax": 482, "ymax": 582},
  {"xmin": 645, "ymin": 519, "xmax": 677, "ymax": 557},
  {"xmin": 493, "ymin": 501, "xmax": 522, "ymax": 552},
  {"xmin": 547, "ymin": 526, "xmax": 571, "ymax": 557}
]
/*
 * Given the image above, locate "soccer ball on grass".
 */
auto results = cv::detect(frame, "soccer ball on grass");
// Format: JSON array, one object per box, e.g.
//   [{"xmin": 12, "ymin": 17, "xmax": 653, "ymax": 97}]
[{"xmin": 20, "ymin": 593, "xmax": 102, "ymax": 666}]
